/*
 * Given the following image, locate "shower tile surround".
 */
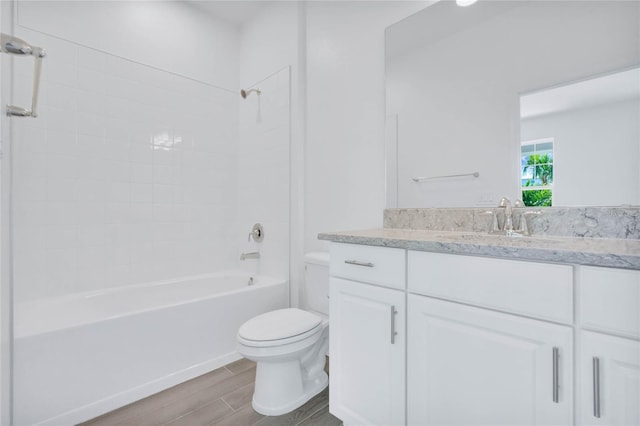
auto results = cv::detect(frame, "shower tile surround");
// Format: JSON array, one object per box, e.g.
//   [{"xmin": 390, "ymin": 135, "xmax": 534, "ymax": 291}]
[{"xmin": 12, "ymin": 29, "xmax": 239, "ymax": 302}]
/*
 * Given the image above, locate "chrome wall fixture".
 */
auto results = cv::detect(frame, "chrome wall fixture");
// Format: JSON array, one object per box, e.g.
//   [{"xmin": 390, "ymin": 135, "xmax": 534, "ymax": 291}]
[
  {"xmin": 248, "ymin": 223, "xmax": 264, "ymax": 242},
  {"xmin": 240, "ymin": 88, "xmax": 261, "ymax": 99},
  {"xmin": 1, "ymin": 33, "xmax": 46, "ymax": 118},
  {"xmin": 412, "ymin": 172, "xmax": 480, "ymax": 182}
]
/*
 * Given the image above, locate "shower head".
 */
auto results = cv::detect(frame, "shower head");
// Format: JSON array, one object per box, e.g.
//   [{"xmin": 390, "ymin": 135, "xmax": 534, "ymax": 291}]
[
  {"xmin": 240, "ymin": 88, "xmax": 261, "ymax": 99},
  {"xmin": 1, "ymin": 33, "xmax": 46, "ymax": 57}
]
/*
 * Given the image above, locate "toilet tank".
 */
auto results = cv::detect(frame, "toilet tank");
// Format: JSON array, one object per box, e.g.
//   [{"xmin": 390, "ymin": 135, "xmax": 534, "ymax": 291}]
[{"xmin": 303, "ymin": 252, "xmax": 330, "ymax": 316}]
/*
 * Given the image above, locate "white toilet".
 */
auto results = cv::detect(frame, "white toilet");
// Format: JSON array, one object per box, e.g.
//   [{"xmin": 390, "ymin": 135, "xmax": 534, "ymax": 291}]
[{"xmin": 237, "ymin": 252, "xmax": 329, "ymax": 416}]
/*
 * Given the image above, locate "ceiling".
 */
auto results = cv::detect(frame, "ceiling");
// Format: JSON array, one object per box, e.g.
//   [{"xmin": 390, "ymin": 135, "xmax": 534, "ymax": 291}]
[{"xmin": 521, "ymin": 67, "xmax": 640, "ymax": 119}]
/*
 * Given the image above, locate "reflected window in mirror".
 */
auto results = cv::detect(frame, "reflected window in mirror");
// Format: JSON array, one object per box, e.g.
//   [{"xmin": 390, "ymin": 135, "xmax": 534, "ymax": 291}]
[{"xmin": 521, "ymin": 139, "xmax": 554, "ymax": 207}]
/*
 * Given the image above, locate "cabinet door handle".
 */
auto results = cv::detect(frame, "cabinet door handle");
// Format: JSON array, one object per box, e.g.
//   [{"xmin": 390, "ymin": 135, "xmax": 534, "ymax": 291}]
[
  {"xmin": 552, "ymin": 347, "xmax": 559, "ymax": 403},
  {"xmin": 593, "ymin": 357, "xmax": 601, "ymax": 418},
  {"xmin": 344, "ymin": 259, "xmax": 374, "ymax": 268},
  {"xmin": 390, "ymin": 305, "xmax": 398, "ymax": 344}
]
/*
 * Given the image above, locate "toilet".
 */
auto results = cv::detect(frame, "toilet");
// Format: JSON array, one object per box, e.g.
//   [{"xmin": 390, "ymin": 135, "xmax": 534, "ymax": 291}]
[{"xmin": 237, "ymin": 252, "xmax": 330, "ymax": 416}]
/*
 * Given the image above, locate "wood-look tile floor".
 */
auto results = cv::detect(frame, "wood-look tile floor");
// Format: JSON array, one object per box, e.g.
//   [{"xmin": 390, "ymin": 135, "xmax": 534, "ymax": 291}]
[{"xmin": 80, "ymin": 358, "xmax": 341, "ymax": 426}]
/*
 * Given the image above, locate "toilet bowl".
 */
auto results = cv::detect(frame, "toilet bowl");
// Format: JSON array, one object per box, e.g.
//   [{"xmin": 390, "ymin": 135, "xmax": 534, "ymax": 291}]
[
  {"xmin": 236, "ymin": 252, "xmax": 330, "ymax": 416},
  {"xmin": 237, "ymin": 308, "xmax": 329, "ymax": 415}
]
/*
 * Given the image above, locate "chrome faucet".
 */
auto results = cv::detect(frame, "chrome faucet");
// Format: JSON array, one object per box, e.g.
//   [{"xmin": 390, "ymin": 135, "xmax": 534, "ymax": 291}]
[
  {"xmin": 498, "ymin": 197, "xmax": 514, "ymax": 232},
  {"xmin": 240, "ymin": 252, "xmax": 260, "ymax": 261},
  {"xmin": 484, "ymin": 197, "xmax": 541, "ymax": 236},
  {"xmin": 482, "ymin": 197, "xmax": 523, "ymax": 236}
]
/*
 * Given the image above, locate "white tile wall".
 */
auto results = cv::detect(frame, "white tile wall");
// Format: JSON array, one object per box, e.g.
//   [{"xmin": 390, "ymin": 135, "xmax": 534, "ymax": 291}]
[
  {"xmin": 236, "ymin": 67, "xmax": 291, "ymax": 280},
  {"xmin": 12, "ymin": 29, "xmax": 239, "ymax": 302}
]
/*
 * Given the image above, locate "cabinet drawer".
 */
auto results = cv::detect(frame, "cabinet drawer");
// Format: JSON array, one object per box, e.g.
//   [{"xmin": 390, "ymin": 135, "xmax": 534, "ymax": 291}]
[
  {"xmin": 580, "ymin": 266, "xmax": 640, "ymax": 339},
  {"xmin": 408, "ymin": 251, "xmax": 573, "ymax": 323},
  {"xmin": 330, "ymin": 243, "xmax": 405, "ymax": 289}
]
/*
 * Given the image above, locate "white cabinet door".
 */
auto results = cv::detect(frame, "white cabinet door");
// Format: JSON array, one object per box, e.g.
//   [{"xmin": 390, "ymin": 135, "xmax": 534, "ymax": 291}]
[
  {"xmin": 579, "ymin": 331, "xmax": 640, "ymax": 426},
  {"xmin": 408, "ymin": 295, "xmax": 573, "ymax": 426},
  {"xmin": 329, "ymin": 277, "xmax": 405, "ymax": 426}
]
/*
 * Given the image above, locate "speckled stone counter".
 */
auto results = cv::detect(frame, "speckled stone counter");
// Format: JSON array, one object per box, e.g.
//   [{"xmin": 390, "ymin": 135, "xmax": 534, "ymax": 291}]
[{"xmin": 318, "ymin": 228, "xmax": 640, "ymax": 270}]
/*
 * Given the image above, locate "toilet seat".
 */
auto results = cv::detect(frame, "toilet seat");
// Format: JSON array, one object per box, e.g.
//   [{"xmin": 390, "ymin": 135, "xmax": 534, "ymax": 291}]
[{"xmin": 238, "ymin": 308, "xmax": 323, "ymax": 348}]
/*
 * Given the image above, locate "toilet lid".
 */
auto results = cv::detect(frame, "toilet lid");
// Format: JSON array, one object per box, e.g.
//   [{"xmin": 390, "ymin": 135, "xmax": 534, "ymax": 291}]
[{"xmin": 238, "ymin": 308, "xmax": 322, "ymax": 342}]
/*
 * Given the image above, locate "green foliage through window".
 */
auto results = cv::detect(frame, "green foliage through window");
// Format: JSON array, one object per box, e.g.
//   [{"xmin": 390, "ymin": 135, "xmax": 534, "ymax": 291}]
[
  {"xmin": 522, "ymin": 189, "xmax": 552, "ymax": 207},
  {"xmin": 521, "ymin": 139, "xmax": 554, "ymax": 207}
]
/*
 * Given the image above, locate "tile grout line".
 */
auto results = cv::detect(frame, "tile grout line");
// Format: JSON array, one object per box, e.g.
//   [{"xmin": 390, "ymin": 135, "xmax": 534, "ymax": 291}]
[{"xmin": 220, "ymin": 397, "xmax": 235, "ymax": 412}]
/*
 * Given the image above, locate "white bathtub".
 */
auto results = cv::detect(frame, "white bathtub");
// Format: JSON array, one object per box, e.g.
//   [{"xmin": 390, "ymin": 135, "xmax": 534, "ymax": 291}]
[{"xmin": 13, "ymin": 271, "xmax": 288, "ymax": 426}]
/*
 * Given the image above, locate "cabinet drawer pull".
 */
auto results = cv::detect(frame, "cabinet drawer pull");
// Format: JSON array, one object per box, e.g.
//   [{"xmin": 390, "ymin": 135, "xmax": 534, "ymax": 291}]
[
  {"xmin": 344, "ymin": 260, "xmax": 374, "ymax": 268},
  {"xmin": 390, "ymin": 305, "xmax": 398, "ymax": 344},
  {"xmin": 552, "ymin": 347, "xmax": 559, "ymax": 403},
  {"xmin": 593, "ymin": 357, "xmax": 601, "ymax": 418}
]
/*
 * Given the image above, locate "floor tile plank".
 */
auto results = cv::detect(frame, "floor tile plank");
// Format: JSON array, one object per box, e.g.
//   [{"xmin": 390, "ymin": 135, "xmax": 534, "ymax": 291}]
[
  {"xmin": 128, "ymin": 368, "xmax": 256, "ymax": 426},
  {"xmin": 224, "ymin": 358, "xmax": 256, "ymax": 375},
  {"xmin": 221, "ymin": 382, "xmax": 254, "ymax": 410},
  {"xmin": 296, "ymin": 407, "xmax": 342, "ymax": 426},
  {"xmin": 252, "ymin": 387, "xmax": 330, "ymax": 426},
  {"xmin": 163, "ymin": 399, "xmax": 233, "ymax": 426},
  {"xmin": 210, "ymin": 404, "xmax": 264, "ymax": 426},
  {"xmin": 81, "ymin": 357, "xmax": 340, "ymax": 426}
]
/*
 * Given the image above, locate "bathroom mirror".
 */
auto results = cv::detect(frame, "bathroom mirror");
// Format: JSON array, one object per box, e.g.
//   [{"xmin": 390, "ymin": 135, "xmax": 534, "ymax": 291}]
[
  {"xmin": 520, "ymin": 67, "xmax": 640, "ymax": 207},
  {"xmin": 385, "ymin": 0, "xmax": 640, "ymax": 208}
]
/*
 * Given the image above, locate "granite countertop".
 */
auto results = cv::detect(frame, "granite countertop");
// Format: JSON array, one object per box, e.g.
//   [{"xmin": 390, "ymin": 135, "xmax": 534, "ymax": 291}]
[{"xmin": 318, "ymin": 228, "xmax": 640, "ymax": 270}]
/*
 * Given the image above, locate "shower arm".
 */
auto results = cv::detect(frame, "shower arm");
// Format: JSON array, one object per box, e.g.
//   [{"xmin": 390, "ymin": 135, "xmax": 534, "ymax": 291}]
[
  {"xmin": 240, "ymin": 88, "xmax": 261, "ymax": 99},
  {"xmin": 2, "ymin": 33, "xmax": 46, "ymax": 118}
]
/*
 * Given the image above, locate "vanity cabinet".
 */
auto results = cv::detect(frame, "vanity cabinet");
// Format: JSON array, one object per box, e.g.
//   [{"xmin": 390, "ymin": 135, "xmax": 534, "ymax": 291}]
[
  {"xmin": 407, "ymin": 295, "xmax": 573, "ymax": 426},
  {"xmin": 579, "ymin": 266, "xmax": 640, "ymax": 340},
  {"xmin": 407, "ymin": 251, "xmax": 573, "ymax": 426},
  {"xmin": 407, "ymin": 251, "xmax": 573, "ymax": 324},
  {"xmin": 578, "ymin": 267, "xmax": 640, "ymax": 425},
  {"xmin": 327, "ymin": 242, "xmax": 640, "ymax": 426},
  {"xmin": 329, "ymin": 244, "xmax": 406, "ymax": 426},
  {"xmin": 579, "ymin": 331, "xmax": 640, "ymax": 425}
]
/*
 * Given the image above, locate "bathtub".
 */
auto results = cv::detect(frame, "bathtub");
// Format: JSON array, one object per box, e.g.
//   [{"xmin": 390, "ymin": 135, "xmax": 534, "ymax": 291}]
[{"xmin": 13, "ymin": 271, "xmax": 288, "ymax": 426}]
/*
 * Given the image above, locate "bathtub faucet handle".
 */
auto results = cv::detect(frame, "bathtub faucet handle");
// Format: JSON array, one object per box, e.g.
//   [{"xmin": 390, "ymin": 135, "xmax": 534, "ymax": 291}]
[{"xmin": 248, "ymin": 223, "xmax": 264, "ymax": 242}]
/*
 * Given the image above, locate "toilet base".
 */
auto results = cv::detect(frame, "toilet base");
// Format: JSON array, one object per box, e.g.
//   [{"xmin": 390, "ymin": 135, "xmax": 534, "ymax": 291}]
[{"xmin": 252, "ymin": 369, "xmax": 328, "ymax": 416}]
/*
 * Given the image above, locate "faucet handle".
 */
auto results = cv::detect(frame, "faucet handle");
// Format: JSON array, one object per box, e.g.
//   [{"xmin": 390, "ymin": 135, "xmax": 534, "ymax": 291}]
[
  {"xmin": 248, "ymin": 223, "xmax": 264, "ymax": 242},
  {"xmin": 498, "ymin": 197, "xmax": 511, "ymax": 208},
  {"xmin": 516, "ymin": 210, "xmax": 542, "ymax": 235},
  {"xmin": 517, "ymin": 213, "xmax": 529, "ymax": 235},
  {"xmin": 480, "ymin": 210, "xmax": 499, "ymax": 234}
]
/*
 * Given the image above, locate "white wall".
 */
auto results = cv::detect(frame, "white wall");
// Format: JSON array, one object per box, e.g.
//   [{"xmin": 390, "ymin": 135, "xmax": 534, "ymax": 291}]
[
  {"xmin": 387, "ymin": 1, "xmax": 640, "ymax": 208},
  {"xmin": 304, "ymin": 1, "xmax": 425, "ymax": 252},
  {"xmin": 522, "ymin": 99, "xmax": 640, "ymax": 207}
]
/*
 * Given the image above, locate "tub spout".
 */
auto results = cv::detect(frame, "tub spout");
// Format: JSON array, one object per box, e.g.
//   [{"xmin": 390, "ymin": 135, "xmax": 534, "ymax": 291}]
[{"xmin": 240, "ymin": 252, "xmax": 260, "ymax": 261}]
